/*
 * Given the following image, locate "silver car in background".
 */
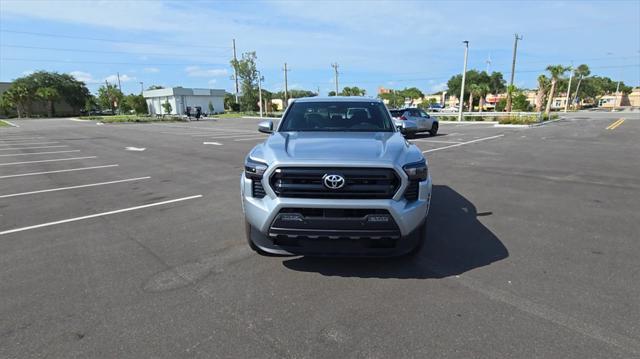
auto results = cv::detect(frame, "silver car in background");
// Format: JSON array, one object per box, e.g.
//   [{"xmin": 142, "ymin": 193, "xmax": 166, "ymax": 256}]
[{"xmin": 390, "ymin": 108, "xmax": 439, "ymax": 137}]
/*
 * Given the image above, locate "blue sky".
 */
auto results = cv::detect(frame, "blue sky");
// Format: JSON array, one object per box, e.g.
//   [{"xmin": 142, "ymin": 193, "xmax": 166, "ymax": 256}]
[{"xmin": 1, "ymin": 0, "xmax": 638, "ymax": 96}]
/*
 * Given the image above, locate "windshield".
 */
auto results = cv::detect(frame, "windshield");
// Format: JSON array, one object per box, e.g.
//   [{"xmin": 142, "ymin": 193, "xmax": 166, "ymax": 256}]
[{"xmin": 279, "ymin": 101, "xmax": 395, "ymax": 132}]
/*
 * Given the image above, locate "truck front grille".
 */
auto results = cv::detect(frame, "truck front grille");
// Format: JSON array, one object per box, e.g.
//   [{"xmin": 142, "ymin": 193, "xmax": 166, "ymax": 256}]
[{"xmin": 269, "ymin": 167, "xmax": 400, "ymax": 199}]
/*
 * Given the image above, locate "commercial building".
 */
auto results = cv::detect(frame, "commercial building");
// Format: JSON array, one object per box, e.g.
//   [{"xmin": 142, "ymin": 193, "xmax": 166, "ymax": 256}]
[{"xmin": 143, "ymin": 87, "xmax": 225, "ymax": 116}]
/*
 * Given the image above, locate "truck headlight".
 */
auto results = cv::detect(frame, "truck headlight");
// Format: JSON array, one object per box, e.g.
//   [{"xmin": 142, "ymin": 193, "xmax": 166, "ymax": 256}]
[
  {"xmin": 403, "ymin": 159, "xmax": 428, "ymax": 181},
  {"xmin": 244, "ymin": 157, "xmax": 268, "ymax": 179}
]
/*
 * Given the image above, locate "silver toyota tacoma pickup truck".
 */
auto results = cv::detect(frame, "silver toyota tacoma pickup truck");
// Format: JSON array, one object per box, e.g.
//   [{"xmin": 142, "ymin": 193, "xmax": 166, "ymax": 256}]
[{"xmin": 241, "ymin": 97, "xmax": 432, "ymax": 256}]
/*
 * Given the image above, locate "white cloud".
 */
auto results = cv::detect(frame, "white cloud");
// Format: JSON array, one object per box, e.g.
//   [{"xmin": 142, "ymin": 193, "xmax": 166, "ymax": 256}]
[
  {"xmin": 429, "ymin": 82, "xmax": 448, "ymax": 92},
  {"xmin": 22, "ymin": 70, "xmax": 35, "ymax": 76},
  {"xmin": 69, "ymin": 71, "xmax": 97, "ymax": 83},
  {"xmin": 104, "ymin": 74, "xmax": 136, "ymax": 83},
  {"xmin": 185, "ymin": 66, "xmax": 228, "ymax": 77},
  {"xmin": 144, "ymin": 67, "xmax": 160, "ymax": 73},
  {"xmin": 207, "ymin": 79, "xmax": 217, "ymax": 85}
]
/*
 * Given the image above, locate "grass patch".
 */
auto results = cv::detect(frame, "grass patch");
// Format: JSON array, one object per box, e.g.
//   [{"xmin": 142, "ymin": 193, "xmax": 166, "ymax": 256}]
[
  {"xmin": 0, "ymin": 120, "xmax": 11, "ymax": 127},
  {"xmin": 497, "ymin": 115, "xmax": 541, "ymax": 125},
  {"xmin": 79, "ymin": 115, "xmax": 185, "ymax": 123}
]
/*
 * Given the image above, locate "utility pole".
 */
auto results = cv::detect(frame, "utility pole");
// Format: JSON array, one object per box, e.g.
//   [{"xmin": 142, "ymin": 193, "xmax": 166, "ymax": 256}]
[
  {"xmin": 332, "ymin": 63, "xmax": 339, "ymax": 95},
  {"xmin": 612, "ymin": 80, "xmax": 620, "ymax": 112},
  {"xmin": 505, "ymin": 34, "xmax": 523, "ymax": 113},
  {"xmin": 117, "ymin": 72, "xmax": 122, "ymax": 91},
  {"xmin": 139, "ymin": 81, "xmax": 144, "ymax": 95},
  {"xmin": 257, "ymin": 70, "xmax": 263, "ymax": 118},
  {"xmin": 564, "ymin": 64, "xmax": 574, "ymax": 112},
  {"xmin": 232, "ymin": 39, "xmax": 239, "ymax": 104},
  {"xmin": 485, "ymin": 54, "xmax": 492, "ymax": 73},
  {"xmin": 317, "ymin": 86, "xmax": 321, "ymax": 96},
  {"xmin": 283, "ymin": 62, "xmax": 289, "ymax": 107},
  {"xmin": 458, "ymin": 41, "xmax": 469, "ymax": 122}
]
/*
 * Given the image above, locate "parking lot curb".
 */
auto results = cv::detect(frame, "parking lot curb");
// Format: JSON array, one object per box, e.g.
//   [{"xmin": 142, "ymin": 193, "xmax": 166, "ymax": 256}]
[
  {"xmin": 493, "ymin": 117, "xmax": 566, "ymax": 128},
  {"xmin": 440, "ymin": 120, "xmax": 498, "ymax": 124}
]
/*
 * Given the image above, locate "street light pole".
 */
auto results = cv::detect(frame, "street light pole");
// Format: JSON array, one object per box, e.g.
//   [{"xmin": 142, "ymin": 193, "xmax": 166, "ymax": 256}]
[
  {"xmin": 612, "ymin": 80, "xmax": 620, "ymax": 112},
  {"xmin": 257, "ymin": 70, "xmax": 263, "ymax": 118},
  {"xmin": 458, "ymin": 41, "xmax": 469, "ymax": 122}
]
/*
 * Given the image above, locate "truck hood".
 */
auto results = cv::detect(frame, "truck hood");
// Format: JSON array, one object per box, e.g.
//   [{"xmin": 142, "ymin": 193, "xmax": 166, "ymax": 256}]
[{"xmin": 260, "ymin": 131, "xmax": 412, "ymax": 164}]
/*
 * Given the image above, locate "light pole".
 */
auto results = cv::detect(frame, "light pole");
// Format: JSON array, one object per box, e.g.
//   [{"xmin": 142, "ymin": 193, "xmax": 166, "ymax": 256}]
[
  {"xmin": 257, "ymin": 70, "xmax": 263, "ymax": 118},
  {"xmin": 458, "ymin": 41, "xmax": 469, "ymax": 122},
  {"xmin": 139, "ymin": 82, "xmax": 144, "ymax": 95},
  {"xmin": 612, "ymin": 80, "xmax": 620, "ymax": 112}
]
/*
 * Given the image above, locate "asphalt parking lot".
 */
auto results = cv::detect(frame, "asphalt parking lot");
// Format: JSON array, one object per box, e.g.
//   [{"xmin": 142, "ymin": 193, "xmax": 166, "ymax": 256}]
[{"xmin": 1, "ymin": 112, "xmax": 639, "ymax": 358}]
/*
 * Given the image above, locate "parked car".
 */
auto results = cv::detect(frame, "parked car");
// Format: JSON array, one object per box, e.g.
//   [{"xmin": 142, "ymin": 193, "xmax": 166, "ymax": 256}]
[
  {"xmin": 241, "ymin": 97, "xmax": 432, "ymax": 256},
  {"xmin": 427, "ymin": 103, "xmax": 443, "ymax": 112},
  {"xmin": 389, "ymin": 108, "xmax": 438, "ymax": 137},
  {"xmin": 440, "ymin": 106, "xmax": 459, "ymax": 113}
]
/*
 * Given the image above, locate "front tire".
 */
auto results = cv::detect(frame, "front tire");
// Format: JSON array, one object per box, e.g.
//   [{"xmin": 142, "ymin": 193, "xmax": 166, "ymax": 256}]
[{"xmin": 429, "ymin": 122, "xmax": 439, "ymax": 136}]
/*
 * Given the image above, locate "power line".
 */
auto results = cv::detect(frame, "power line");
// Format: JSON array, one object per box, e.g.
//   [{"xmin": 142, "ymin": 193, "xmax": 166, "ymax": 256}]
[
  {"xmin": 0, "ymin": 57, "xmax": 228, "ymax": 67},
  {"xmin": 1, "ymin": 44, "xmax": 230, "ymax": 58},
  {"xmin": 0, "ymin": 29, "xmax": 231, "ymax": 50}
]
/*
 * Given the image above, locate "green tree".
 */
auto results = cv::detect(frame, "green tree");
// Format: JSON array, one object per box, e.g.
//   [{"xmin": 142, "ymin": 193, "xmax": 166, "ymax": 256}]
[
  {"xmin": 570, "ymin": 64, "xmax": 590, "ymax": 108},
  {"xmin": 2, "ymin": 84, "xmax": 32, "ymax": 118},
  {"xmin": 84, "ymin": 95, "xmax": 98, "ymax": 114},
  {"xmin": 125, "ymin": 94, "xmax": 148, "ymax": 114},
  {"xmin": 147, "ymin": 85, "xmax": 164, "ymax": 90},
  {"xmin": 230, "ymin": 51, "xmax": 259, "ymax": 111},
  {"xmin": 511, "ymin": 91, "xmax": 532, "ymax": 111},
  {"xmin": 397, "ymin": 87, "xmax": 424, "ymax": 100},
  {"xmin": 328, "ymin": 91, "xmax": 337, "ymax": 96},
  {"xmin": 339, "ymin": 86, "xmax": 366, "ymax": 96},
  {"xmin": 208, "ymin": 101, "xmax": 215, "ymax": 114},
  {"xmin": 2, "ymin": 71, "xmax": 91, "ymax": 117},
  {"xmin": 476, "ymin": 83, "xmax": 490, "ymax": 112},
  {"xmin": 97, "ymin": 83, "xmax": 124, "ymax": 113},
  {"xmin": 447, "ymin": 70, "xmax": 496, "ymax": 110},
  {"xmin": 378, "ymin": 91, "xmax": 404, "ymax": 108},
  {"xmin": 535, "ymin": 75, "xmax": 550, "ymax": 112},
  {"xmin": 162, "ymin": 100, "xmax": 172, "ymax": 115},
  {"xmin": 544, "ymin": 65, "xmax": 569, "ymax": 115},
  {"xmin": 274, "ymin": 89, "xmax": 316, "ymax": 99},
  {"xmin": 35, "ymin": 87, "xmax": 60, "ymax": 117}
]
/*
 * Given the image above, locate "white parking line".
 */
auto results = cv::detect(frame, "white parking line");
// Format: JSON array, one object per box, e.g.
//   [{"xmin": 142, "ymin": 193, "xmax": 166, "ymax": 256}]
[
  {"xmin": 233, "ymin": 135, "xmax": 268, "ymax": 141},
  {"xmin": 191, "ymin": 132, "xmax": 257, "ymax": 138},
  {"xmin": 0, "ymin": 156, "xmax": 97, "ymax": 166},
  {"xmin": 0, "ymin": 194, "xmax": 203, "ymax": 236},
  {"xmin": 0, "ymin": 176, "xmax": 151, "ymax": 199},
  {"xmin": 0, "ymin": 150, "xmax": 81, "ymax": 157},
  {"xmin": 0, "ymin": 141, "xmax": 59, "ymax": 147},
  {"xmin": 0, "ymin": 164, "xmax": 118, "ymax": 179},
  {"xmin": 422, "ymin": 134, "xmax": 504, "ymax": 153},
  {"xmin": 411, "ymin": 139, "xmax": 463, "ymax": 144},
  {"xmin": 0, "ymin": 145, "xmax": 69, "ymax": 151}
]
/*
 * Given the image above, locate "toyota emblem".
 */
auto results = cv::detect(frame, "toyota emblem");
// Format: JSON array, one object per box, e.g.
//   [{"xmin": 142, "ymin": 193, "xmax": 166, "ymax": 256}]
[{"xmin": 323, "ymin": 174, "xmax": 345, "ymax": 189}]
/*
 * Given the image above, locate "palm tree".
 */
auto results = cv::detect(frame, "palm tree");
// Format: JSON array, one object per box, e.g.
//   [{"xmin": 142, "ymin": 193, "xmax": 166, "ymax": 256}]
[
  {"xmin": 468, "ymin": 84, "xmax": 480, "ymax": 112},
  {"xmin": 571, "ymin": 64, "xmax": 590, "ymax": 109},
  {"xmin": 544, "ymin": 65, "xmax": 569, "ymax": 115},
  {"xmin": 36, "ymin": 87, "xmax": 59, "ymax": 118},
  {"xmin": 535, "ymin": 75, "xmax": 550, "ymax": 112},
  {"xmin": 474, "ymin": 83, "xmax": 490, "ymax": 113}
]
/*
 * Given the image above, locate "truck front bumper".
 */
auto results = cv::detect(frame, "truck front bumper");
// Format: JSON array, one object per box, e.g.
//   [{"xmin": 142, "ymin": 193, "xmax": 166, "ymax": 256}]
[{"xmin": 241, "ymin": 175, "xmax": 432, "ymax": 256}]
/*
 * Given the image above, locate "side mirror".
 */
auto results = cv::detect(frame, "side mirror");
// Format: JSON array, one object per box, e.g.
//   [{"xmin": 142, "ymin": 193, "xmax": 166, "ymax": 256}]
[{"xmin": 258, "ymin": 120, "xmax": 273, "ymax": 134}]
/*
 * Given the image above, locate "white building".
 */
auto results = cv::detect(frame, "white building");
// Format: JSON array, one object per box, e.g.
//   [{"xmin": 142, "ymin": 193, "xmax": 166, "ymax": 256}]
[{"xmin": 143, "ymin": 87, "xmax": 225, "ymax": 115}]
